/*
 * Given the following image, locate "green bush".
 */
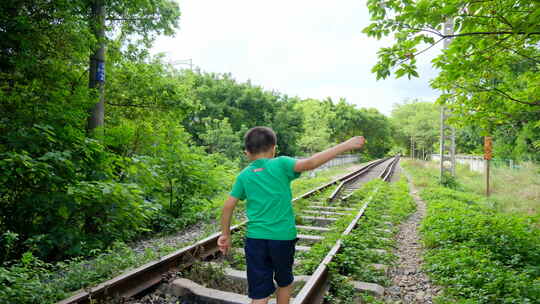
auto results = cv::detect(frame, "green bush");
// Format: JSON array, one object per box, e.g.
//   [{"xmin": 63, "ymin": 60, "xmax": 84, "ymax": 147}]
[
  {"xmin": 0, "ymin": 253, "xmax": 65, "ymax": 304},
  {"xmin": 0, "ymin": 125, "xmax": 137, "ymax": 260},
  {"xmin": 419, "ymin": 185, "xmax": 540, "ymax": 303},
  {"xmin": 424, "ymin": 246, "xmax": 540, "ymax": 303},
  {"xmin": 0, "ymin": 242, "xmax": 175, "ymax": 304},
  {"xmin": 421, "ymin": 188, "xmax": 540, "ymax": 269},
  {"xmin": 0, "ymin": 121, "xmax": 235, "ymax": 262}
]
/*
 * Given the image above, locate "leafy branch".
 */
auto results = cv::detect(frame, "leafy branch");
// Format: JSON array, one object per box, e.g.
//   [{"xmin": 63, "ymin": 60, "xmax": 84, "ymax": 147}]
[{"xmin": 454, "ymin": 83, "xmax": 540, "ymax": 107}]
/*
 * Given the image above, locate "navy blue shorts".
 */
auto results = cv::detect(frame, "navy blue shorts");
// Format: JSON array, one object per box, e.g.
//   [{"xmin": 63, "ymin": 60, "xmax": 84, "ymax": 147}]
[{"xmin": 244, "ymin": 237, "xmax": 297, "ymax": 299}]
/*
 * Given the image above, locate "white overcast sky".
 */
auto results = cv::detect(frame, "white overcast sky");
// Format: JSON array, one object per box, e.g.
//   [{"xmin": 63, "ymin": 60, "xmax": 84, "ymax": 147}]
[{"xmin": 152, "ymin": 0, "xmax": 442, "ymax": 115}]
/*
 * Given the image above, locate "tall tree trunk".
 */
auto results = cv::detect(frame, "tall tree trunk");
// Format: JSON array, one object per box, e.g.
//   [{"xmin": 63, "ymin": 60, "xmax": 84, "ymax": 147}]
[{"xmin": 87, "ymin": 0, "xmax": 106, "ymax": 133}]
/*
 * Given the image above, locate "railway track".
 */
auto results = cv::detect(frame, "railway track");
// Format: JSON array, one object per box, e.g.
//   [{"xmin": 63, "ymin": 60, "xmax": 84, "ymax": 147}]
[{"xmin": 58, "ymin": 156, "xmax": 400, "ymax": 304}]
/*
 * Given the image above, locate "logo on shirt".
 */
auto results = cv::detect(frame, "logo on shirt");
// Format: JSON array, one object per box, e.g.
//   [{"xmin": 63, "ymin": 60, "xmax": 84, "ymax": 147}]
[{"xmin": 252, "ymin": 168, "xmax": 265, "ymax": 173}]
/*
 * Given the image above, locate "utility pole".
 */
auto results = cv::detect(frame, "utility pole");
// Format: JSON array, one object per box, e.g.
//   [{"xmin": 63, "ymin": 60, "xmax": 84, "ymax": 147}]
[
  {"xmin": 87, "ymin": 0, "xmax": 106, "ymax": 133},
  {"xmin": 410, "ymin": 136, "xmax": 414, "ymax": 159},
  {"xmin": 439, "ymin": 18, "xmax": 457, "ymax": 181},
  {"xmin": 484, "ymin": 136, "xmax": 492, "ymax": 196}
]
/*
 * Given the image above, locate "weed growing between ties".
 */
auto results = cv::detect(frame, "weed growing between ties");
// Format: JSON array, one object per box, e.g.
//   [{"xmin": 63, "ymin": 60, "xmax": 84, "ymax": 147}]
[
  {"xmin": 294, "ymin": 214, "xmax": 355, "ymax": 276},
  {"xmin": 220, "ymin": 226, "xmax": 247, "ymax": 270},
  {"xmin": 402, "ymin": 160, "xmax": 540, "ymax": 303},
  {"xmin": 325, "ymin": 272, "xmax": 385, "ymax": 304},
  {"xmin": 325, "ymin": 178, "xmax": 416, "ymax": 303},
  {"xmin": 178, "ymin": 261, "xmax": 246, "ymax": 294},
  {"xmin": 294, "ymin": 183, "xmax": 371, "ymax": 276}
]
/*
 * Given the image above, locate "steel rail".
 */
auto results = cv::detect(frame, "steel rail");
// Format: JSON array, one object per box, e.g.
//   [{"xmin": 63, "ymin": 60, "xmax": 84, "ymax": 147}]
[
  {"xmin": 292, "ymin": 156, "xmax": 399, "ymax": 304},
  {"xmin": 56, "ymin": 160, "xmax": 380, "ymax": 304},
  {"xmin": 379, "ymin": 154, "xmax": 400, "ymax": 181},
  {"xmin": 292, "ymin": 158, "xmax": 380, "ymax": 202},
  {"xmin": 328, "ymin": 157, "xmax": 390, "ymax": 201}
]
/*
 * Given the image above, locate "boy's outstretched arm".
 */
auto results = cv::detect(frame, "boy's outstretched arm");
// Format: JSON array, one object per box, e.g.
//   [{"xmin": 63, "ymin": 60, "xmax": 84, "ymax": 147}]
[
  {"xmin": 294, "ymin": 136, "xmax": 365, "ymax": 172},
  {"xmin": 217, "ymin": 196, "xmax": 239, "ymax": 255}
]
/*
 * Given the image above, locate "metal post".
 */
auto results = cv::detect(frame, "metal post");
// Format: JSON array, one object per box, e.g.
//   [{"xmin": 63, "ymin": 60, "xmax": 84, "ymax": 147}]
[
  {"xmin": 451, "ymin": 125, "xmax": 456, "ymax": 176},
  {"xmin": 439, "ymin": 107, "xmax": 445, "ymax": 181},
  {"xmin": 439, "ymin": 18, "xmax": 457, "ymax": 181},
  {"xmin": 486, "ymin": 159, "xmax": 490, "ymax": 196}
]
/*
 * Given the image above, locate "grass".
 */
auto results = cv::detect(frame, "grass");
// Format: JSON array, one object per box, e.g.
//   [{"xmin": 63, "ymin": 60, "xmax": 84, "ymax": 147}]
[
  {"xmin": 403, "ymin": 159, "xmax": 540, "ymax": 217},
  {"xmin": 458, "ymin": 161, "xmax": 540, "ymax": 216},
  {"xmin": 402, "ymin": 159, "xmax": 540, "ymax": 303}
]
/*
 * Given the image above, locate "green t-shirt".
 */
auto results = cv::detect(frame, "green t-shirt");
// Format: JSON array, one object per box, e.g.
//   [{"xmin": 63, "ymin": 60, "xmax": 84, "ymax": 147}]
[{"xmin": 230, "ymin": 156, "xmax": 301, "ymax": 240}]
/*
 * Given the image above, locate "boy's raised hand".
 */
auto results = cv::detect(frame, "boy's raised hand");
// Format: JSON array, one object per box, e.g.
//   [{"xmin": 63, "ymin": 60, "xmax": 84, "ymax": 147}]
[{"xmin": 344, "ymin": 136, "xmax": 365, "ymax": 150}]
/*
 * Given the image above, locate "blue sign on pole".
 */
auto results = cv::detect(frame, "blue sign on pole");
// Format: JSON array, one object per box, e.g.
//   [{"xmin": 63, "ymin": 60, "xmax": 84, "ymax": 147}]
[{"xmin": 96, "ymin": 61, "xmax": 105, "ymax": 82}]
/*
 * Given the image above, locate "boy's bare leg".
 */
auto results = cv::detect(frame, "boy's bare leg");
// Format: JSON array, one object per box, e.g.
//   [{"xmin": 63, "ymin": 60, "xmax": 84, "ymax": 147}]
[
  {"xmin": 252, "ymin": 297, "xmax": 269, "ymax": 304},
  {"xmin": 276, "ymin": 284, "xmax": 292, "ymax": 304}
]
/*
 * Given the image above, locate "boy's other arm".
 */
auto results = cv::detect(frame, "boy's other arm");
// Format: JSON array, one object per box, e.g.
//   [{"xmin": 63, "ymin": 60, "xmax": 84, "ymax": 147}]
[
  {"xmin": 217, "ymin": 195, "xmax": 239, "ymax": 254},
  {"xmin": 294, "ymin": 136, "xmax": 365, "ymax": 172}
]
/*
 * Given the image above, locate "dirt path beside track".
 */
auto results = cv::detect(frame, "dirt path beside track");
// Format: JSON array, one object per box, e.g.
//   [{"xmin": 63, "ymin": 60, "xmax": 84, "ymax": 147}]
[{"xmin": 384, "ymin": 170, "xmax": 441, "ymax": 303}]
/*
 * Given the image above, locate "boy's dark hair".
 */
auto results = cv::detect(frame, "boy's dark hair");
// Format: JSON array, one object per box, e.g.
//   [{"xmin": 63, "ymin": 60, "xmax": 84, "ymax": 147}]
[{"xmin": 244, "ymin": 126, "xmax": 277, "ymax": 154}]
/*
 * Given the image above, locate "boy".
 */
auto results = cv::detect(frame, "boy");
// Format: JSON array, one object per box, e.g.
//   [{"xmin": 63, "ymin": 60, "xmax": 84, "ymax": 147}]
[{"xmin": 218, "ymin": 126, "xmax": 365, "ymax": 304}]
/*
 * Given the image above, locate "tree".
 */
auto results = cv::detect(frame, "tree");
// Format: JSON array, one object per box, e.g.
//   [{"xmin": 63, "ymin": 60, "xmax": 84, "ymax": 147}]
[
  {"xmin": 199, "ymin": 117, "xmax": 246, "ymax": 161},
  {"xmin": 269, "ymin": 97, "xmax": 304, "ymax": 157},
  {"xmin": 391, "ymin": 100, "xmax": 439, "ymax": 159},
  {"xmin": 363, "ymin": 0, "xmax": 540, "ymax": 129},
  {"xmin": 328, "ymin": 99, "xmax": 393, "ymax": 158},
  {"xmin": 329, "ymin": 98, "xmax": 365, "ymax": 143},
  {"xmin": 177, "ymin": 71, "xmax": 305, "ymax": 157},
  {"xmin": 360, "ymin": 108, "xmax": 394, "ymax": 157},
  {"xmin": 86, "ymin": 0, "xmax": 181, "ymax": 132},
  {"xmin": 295, "ymin": 99, "xmax": 335, "ymax": 154},
  {"xmin": 1, "ymin": 0, "xmax": 181, "ymax": 136}
]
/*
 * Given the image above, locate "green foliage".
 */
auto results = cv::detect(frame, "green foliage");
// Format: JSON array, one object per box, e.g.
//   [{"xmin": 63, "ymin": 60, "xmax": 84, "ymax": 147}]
[
  {"xmin": 324, "ymin": 273, "xmax": 361, "ymax": 304},
  {"xmin": 105, "ymin": 55, "xmax": 198, "ymax": 126},
  {"xmin": 178, "ymin": 70, "xmax": 393, "ymax": 160},
  {"xmin": 295, "ymin": 99, "xmax": 336, "ymax": 154},
  {"xmin": 421, "ymin": 187, "xmax": 540, "ymax": 270},
  {"xmin": 424, "ymin": 246, "xmax": 540, "ymax": 304},
  {"xmin": 327, "ymin": 178, "xmax": 416, "ymax": 302},
  {"xmin": 390, "ymin": 99, "xmax": 439, "ymax": 158},
  {"xmin": 0, "ymin": 252, "xmax": 65, "ymax": 304},
  {"xmin": 364, "ymin": 0, "xmax": 540, "ymax": 154},
  {"xmin": 0, "ymin": 242, "xmax": 176, "ymax": 304},
  {"xmin": 455, "ymin": 125, "xmax": 484, "ymax": 155},
  {"xmin": 416, "ymin": 177, "xmax": 540, "ymax": 302},
  {"xmin": 439, "ymin": 172, "xmax": 461, "ymax": 189},
  {"xmin": 199, "ymin": 117, "xmax": 246, "ymax": 162},
  {"xmin": 0, "ymin": 124, "xmax": 138, "ymax": 260},
  {"xmin": 120, "ymin": 120, "xmax": 235, "ymax": 230},
  {"xmin": 325, "ymin": 99, "xmax": 394, "ymax": 158},
  {"xmin": 334, "ymin": 179, "xmax": 415, "ymax": 283},
  {"xmin": 178, "ymin": 71, "xmax": 306, "ymax": 157},
  {"xmin": 403, "ymin": 158, "xmax": 540, "ymax": 216}
]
